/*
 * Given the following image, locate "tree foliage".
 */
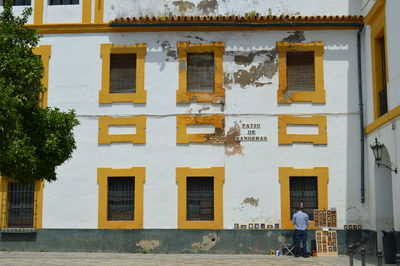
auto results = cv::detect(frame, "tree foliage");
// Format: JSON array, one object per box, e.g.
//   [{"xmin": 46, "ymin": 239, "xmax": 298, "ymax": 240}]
[{"xmin": 0, "ymin": 1, "xmax": 79, "ymax": 184}]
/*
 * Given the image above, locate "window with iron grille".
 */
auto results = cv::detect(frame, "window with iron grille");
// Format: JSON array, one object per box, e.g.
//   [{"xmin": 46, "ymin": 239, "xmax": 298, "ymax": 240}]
[
  {"xmin": 109, "ymin": 54, "xmax": 136, "ymax": 94},
  {"xmin": 187, "ymin": 177, "xmax": 214, "ymax": 221},
  {"xmin": 187, "ymin": 53, "xmax": 215, "ymax": 93},
  {"xmin": 108, "ymin": 177, "xmax": 134, "ymax": 221},
  {"xmin": 7, "ymin": 183, "xmax": 35, "ymax": 228},
  {"xmin": 290, "ymin": 177, "xmax": 318, "ymax": 221},
  {"xmin": 0, "ymin": 0, "xmax": 31, "ymax": 5},
  {"xmin": 287, "ymin": 51, "xmax": 315, "ymax": 91},
  {"xmin": 49, "ymin": 0, "xmax": 78, "ymax": 5},
  {"xmin": 378, "ymin": 37, "xmax": 388, "ymax": 116}
]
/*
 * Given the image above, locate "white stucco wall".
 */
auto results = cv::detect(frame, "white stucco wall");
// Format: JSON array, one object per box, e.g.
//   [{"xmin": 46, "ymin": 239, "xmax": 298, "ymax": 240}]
[{"xmin": 38, "ymin": 29, "xmax": 366, "ymax": 229}]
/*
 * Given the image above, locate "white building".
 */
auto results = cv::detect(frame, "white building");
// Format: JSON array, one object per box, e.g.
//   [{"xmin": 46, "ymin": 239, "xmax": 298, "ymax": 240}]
[{"xmin": 0, "ymin": 0, "xmax": 398, "ymax": 254}]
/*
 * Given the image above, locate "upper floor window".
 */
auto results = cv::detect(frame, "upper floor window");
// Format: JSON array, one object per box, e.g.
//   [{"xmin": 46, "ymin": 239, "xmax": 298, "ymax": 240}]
[
  {"xmin": 99, "ymin": 43, "xmax": 147, "ymax": 104},
  {"xmin": 376, "ymin": 36, "xmax": 388, "ymax": 116},
  {"xmin": 276, "ymin": 41, "xmax": 325, "ymax": 104},
  {"xmin": 49, "ymin": 0, "xmax": 79, "ymax": 5},
  {"xmin": 0, "ymin": 0, "xmax": 31, "ymax": 6},
  {"xmin": 176, "ymin": 42, "xmax": 224, "ymax": 104}
]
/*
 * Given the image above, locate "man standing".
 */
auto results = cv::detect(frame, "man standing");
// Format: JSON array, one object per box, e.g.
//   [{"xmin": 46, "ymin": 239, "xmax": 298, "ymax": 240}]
[{"xmin": 292, "ymin": 207, "xmax": 309, "ymax": 257}]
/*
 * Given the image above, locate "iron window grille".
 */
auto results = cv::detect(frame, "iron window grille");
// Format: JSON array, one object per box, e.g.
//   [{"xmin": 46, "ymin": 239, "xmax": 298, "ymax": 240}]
[
  {"xmin": 49, "ymin": 0, "xmax": 79, "ymax": 5},
  {"xmin": 290, "ymin": 177, "xmax": 318, "ymax": 221},
  {"xmin": 6, "ymin": 182, "xmax": 35, "ymax": 228},
  {"xmin": 187, "ymin": 177, "xmax": 214, "ymax": 221},
  {"xmin": 107, "ymin": 177, "xmax": 134, "ymax": 221},
  {"xmin": 0, "ymin": 0, "xmax": 31, "ymax": 5},
  {"xmin": 110, "ymin": 54, "xmax": 136, "ymax": 94},
  {"xmin": 287, "ymin": 51, "xmax": 315, "ymax": 91},
  {"xmin": 187, "ymin": 53, "xmax": 215, "ymax": 93}
]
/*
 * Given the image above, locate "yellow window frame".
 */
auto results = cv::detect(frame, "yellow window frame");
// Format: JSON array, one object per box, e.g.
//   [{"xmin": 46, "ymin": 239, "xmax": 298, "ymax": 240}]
[
  {"xmin": 99, "ymin": 43, "xmax": 147, "ymax": 104},
  {"xmin": 97, "ymin": 167, "xmax": 145, "ymax": 229},
  {"xmin": 98, "ymin": 116, "xmax": 146, "ymax": 144},
  {"xmin": 33, "ymin": 45, "xmax": 51, "ymax": 108},
  {"xmin": 176, "ymin": 114, "xmax": 225, "ymax": 144},
  {"xmin": 0, "ymin": 177, "xmax": 44, "ymax": 229},
  {"xmin": 279, "ymin": 167, "xmax": 328, "ymax": 230},
  {"xmin": 366, "ymin": 0, "xmax": 388, "ymax": 120},
  {"xmin": 176, "ymin": 167, "xmax": 224, "ymax": 229},
  {"xmin": 278, "ymin": 115, "xmax": 327, "ymax": 145},
  {"xmin": 276, "ymin": 41, "xmax": 325, "ymax": 104},
  {"xmin": 176, "ymin": 42, "xmax": 225, "ymax": 104}
]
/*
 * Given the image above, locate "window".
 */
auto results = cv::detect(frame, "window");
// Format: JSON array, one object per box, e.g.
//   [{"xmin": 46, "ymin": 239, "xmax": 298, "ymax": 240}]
[
  {"xmin": 33, "ymin": 45, "xmax": 51, "ymax": 108},
  {"xmin": 0, "ymin": 0, "xmax": 31, "ymax": 5},
  {"xmin": 176, "ymin": 167, "xmax": 224, "ymax": 229},
  {"xmin": 276, "ymin": 41, "xmax": 325, "ymax": 104},
  {"xmin": 97, "ymin": 167, "xmax": 145, "ymax": 229},
  {"xmin": 290, "ymin": 177, "xmax": 318, "ymax": 221},
  {"xmin": 108, "ymin": 177, "xmax": 134, "ymax": 221},
  {"xmin": 98, "ymin": 115, "xmax": 146, "ymax": 144},
  {"xmin": 278, "ymin": 115, "xmax": 327, "ymax": 145},
  {"xmin": 0, "ymin": 177, "xmax": 44, "ymax": 229},
  {"xmin": 99, "ymin": 43, "xmax": 147, "ymax": 104},
  {"xmin": 374, "ymin": 36, "xmax": 388, "ymax": 117},
  {"xmin": 49, "ymin": 0, "xmax": 79, "ymax": 5},
  {"xmin": 177, "ymin": 42, "xmax": 224, "ymax": 104},
  {"xmin": 176, "ymin": 114, "xmax": 225, "ymax": 144},
  {"xmin": 279, "ymin": 167, "xmax": 328, "ymax": 229},
  {"xmin": 187, "ymin": 177, "xmax": 214, "ymax": 221}
]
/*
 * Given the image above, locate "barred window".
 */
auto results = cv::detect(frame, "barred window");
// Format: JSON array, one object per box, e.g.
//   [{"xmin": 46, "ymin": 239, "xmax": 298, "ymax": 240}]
[
  {"xmin": 110, "ymin": 54, "xmax": 136, "ymax": 94},
  {"xmin": 7, "ymin": 183, "xmax": 35, "ymax": 228},
  {"xmin": 0, "ymin": 0, "xmax": 31, "ymax": 5},
  {"xmin": 187, "ymin": 53, "xmax": 215, "ymax": 93},
  {"xmin": 378, "ymin": 37, "xmax": 388, "ymax": 116},
  {"xmin": 49, "ymin": 0, "xmax": 79, "ymax": 5},
  {"xmin": 108, "ymin": 177, "xmax": 134, "ymax": 221},
  {"xmin": 187, "ymin": 177, "xmax": 214, "ymax": 221},
  {"xmin": 287, "ymin": 51, "xmax": 315, "ymax": 91},
  {"xmin": 290, "ymin": 177, "xmax": 318, "ymax": 221}
]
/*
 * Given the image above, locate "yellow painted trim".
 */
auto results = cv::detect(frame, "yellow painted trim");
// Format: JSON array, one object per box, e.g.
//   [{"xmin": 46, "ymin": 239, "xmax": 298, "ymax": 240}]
[
  {"xmin": 176, "ymin": 114, "xmax": 225, "ymax": 144},
  {"xmin": 82, "ymin": 0, "xmax": 92, "ymax": 23},
  {"xmin": 94, "ymin": 0, "xmax": 103, "ymax": 23},
  {"xmin": 99, "ymin": 43, "xmax": 147, "ymax": 104},
  {"xmin": 0, "ymin": 177, "xmax": 44, "ymax": 229},
  {"xmin": 98, "ymin": 116, "xmax": 146, "ymax": 144},
  {"xmin": 33, "ymin": 45, "xmax": 51, "ymax": 108},
  {"xmin": 97, "ymin": 167, "xmax": 145, "ymax": 229},
  {"xmin": 25, "ymin": 24, "xmax": 363, "ymax": 35},
  {"xmin": 365, "ymin": 105, "xmax": 400, "ymax": 134},
  {"xmin": 176, "ymin": 167, "xmax": 224, "ymax": 229},
  {"xmin": 276, "ymin": 41, "xmax": 326, "ymax": 104},
  {"xmin": 33, "ymin": 0, "xmax": 43, "ymax": 25},
  {"xmin": 366, "ymin": 0, "xmax": 388, "ymax": 120},
  {"xmin": 176, "ymin": 42, "xmax": 225, "ymax": 104},
  {"xmin": 279, "ymin": 167, "xmax": 329, "ymax": 230},
  {"xmin": 278, "ymin": 115, "xmax": 327, "ymax": 145}
]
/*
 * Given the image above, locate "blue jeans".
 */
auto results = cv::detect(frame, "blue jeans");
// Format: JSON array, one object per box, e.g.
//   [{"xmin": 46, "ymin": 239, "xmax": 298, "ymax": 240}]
[{"xmin": 294, "ymin": 229, "xmax": 307, "ymax": 255}]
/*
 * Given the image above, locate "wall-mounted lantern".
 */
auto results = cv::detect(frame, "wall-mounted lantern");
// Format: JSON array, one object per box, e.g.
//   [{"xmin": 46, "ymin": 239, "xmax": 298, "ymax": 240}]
[{"xmin": 370, "ymin": 138, "xmax": 397, "ymax": 174}]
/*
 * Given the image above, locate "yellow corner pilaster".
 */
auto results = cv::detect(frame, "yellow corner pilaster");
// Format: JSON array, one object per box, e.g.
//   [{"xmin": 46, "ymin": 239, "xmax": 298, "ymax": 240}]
[
  {"xmin": 33, "ymin": 45, "xmax": 51, "ymax": 108},
  {"xmin": 33, "ymin": 0, "xmax": 43, "ymax": 25},
  {"xmin": 82, "ymin": 0, "xmax": 92, "ymax": 23}
]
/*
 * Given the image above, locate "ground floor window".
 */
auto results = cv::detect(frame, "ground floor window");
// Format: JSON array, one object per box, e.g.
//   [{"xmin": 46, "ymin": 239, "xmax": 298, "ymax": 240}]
[
  {"xmin": 176, "ymin": 167, "xmax": 224, "ymax": 229},
  {"xmin": 97, "ymin": 167, "xmax": 145, "ymax": 229},
  {"xmin": 279, "ymin": 167, "xmax": 328, "ymax": 229}
]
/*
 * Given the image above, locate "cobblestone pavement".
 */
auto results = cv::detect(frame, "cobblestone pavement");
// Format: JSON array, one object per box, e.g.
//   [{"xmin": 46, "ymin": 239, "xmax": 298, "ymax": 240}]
[{"xmin": 0, "ymin": 252, "xmax": 379, "ymax": 266}]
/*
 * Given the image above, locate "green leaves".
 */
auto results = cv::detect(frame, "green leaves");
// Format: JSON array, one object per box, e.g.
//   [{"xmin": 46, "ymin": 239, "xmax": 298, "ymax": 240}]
[{"xmin": 0, "ymin": 1, "xmax": 79, "ymax": 184}]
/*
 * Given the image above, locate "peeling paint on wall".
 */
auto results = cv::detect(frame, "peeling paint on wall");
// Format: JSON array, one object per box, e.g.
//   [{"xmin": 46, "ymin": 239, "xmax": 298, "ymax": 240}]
[
  {"xmin": 282, "ymin": 31, "xmax": 305, "ymax": 43},
  {"xmin": 160, "ymin": 40, "xmax": 178, "ymax": 60},
  {"xmin": 172, "ymin": 1, "xmax": 195, "ymax": 13},
  {"xmin": 225, "ymin": 122, "xmax": 244, "ymax": 156},
  {"xmin": 241, "ymin": 197, "xmax": 259, "ymax": 207},
  {"xmin": 197, "ymin": 0, "xmax": 218, "ymax": 15},
  {"xmin": 136, "ymin": 240, "xmax": 161, "ymax": 251},
  {"xmin": 191, "ymin": 233, "xmax": 218, "ymax": 252},
  {"xmin": 206, "ymin": 119, "xmax": 225, "ymax": 144}
]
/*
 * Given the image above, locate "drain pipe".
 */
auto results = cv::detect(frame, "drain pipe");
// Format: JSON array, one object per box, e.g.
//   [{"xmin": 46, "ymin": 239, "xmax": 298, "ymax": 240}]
[{"xmin": 357, "ymin": 25, "xmax": 365, "ymax": 203}]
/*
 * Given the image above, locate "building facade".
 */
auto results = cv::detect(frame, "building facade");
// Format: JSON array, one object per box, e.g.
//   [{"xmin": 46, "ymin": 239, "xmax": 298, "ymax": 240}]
[{"xmin": 0, "ymin": 0, "xmax": 398, "ymax": 253}]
